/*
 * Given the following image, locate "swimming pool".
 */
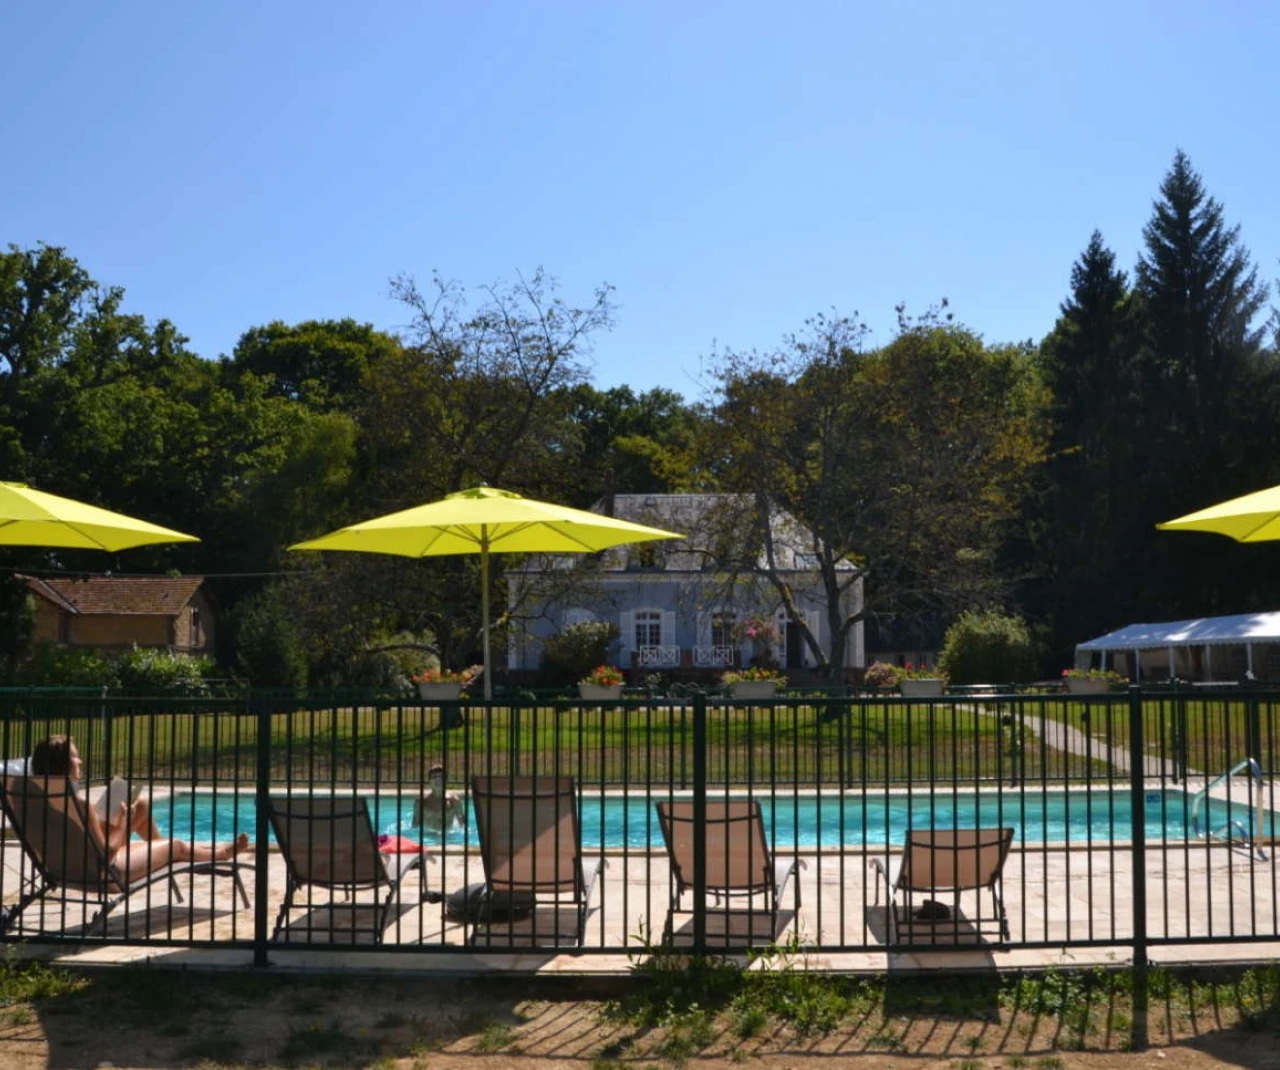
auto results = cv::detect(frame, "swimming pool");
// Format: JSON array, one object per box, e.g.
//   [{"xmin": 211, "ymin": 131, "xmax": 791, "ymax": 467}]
[{"xmin": 160, "ymin": 787, "xmax": 1276, "ymax": 849}]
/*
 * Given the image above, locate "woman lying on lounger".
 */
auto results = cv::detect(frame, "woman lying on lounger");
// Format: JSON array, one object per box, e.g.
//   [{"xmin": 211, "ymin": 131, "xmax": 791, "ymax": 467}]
[{"xmin": 30, "ymin": 735, "xmax": 250, "ymax": 882}]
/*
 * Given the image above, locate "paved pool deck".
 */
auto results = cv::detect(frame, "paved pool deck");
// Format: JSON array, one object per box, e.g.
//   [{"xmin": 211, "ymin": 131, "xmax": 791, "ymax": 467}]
[{"xmin": 4, "ymin": 831, "xmax": 1278, "ymax": 975}]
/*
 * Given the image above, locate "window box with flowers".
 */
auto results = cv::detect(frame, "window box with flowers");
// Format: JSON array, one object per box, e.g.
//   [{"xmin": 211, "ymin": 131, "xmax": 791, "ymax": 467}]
[
  {"xmin": 1062, "ymin": 668, "xmax": 1123, "ymax": 695},
  {"xmin": 579, "ymin": 665, "xmax": 625, "ymax": 700},
  {"xmin": 722, "ymin": 665, "xmax": 786, "ymax": 700},
  {"xmin": 898, "ymin": 664, "xmax": 947, "ymax": 698},
  {"xmin": 412, "ymin": 666, "xmax": 479, "ymax": 701}
]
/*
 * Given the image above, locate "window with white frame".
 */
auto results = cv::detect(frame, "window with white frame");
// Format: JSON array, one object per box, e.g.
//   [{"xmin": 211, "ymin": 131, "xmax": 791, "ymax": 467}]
[
  {"xmin": 711, "ymin": 612, "xmax": 735, "ymax": 648},
  {"xmin": 635, "ymin": 610, "xmax": 662, "ymax": 647}
]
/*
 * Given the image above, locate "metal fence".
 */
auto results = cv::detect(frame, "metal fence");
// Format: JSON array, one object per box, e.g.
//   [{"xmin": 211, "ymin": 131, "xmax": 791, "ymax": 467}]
[{"xmin": 0, "ymin": 686, "xmax": 1277, "ymax": 967}]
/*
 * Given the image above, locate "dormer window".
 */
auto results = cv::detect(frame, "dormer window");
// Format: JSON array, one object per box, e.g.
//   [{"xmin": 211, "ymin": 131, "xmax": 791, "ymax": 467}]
[{"xmin": 628, "ymin": 544, "xmax": 662, "ymax": 570}]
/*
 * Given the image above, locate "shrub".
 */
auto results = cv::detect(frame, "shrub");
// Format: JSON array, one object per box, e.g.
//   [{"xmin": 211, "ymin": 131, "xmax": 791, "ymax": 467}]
[
  {"xmin": 541, "ymin": 620, "xmax": 620, "ymax": 685},
  {"xmin": 17, "ymin": 641, "xmax": 114, "ymax": 688},
  {"xmin": 115, "ymin": 646, "xmax": 216, "ymax": 695},
  {"xmin": 862, "ymin": 661, "xmax": 902, "ymax": 688},
  {"xmin": 233, "ymin": 587, "xmax": 308, "ymax": 688},
  {"xmin": 938, "ymin": 608, "xmax": 1038, "ymax": 685}
]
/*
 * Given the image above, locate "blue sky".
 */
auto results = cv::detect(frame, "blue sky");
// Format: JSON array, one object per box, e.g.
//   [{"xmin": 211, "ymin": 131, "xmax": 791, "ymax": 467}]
[{"xmin": 4, "ymin": 1, "xmax": 1278, "ymax": 396}]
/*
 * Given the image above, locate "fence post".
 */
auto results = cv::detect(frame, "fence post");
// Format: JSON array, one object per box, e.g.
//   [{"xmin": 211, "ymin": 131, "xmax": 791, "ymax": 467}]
[
  {"xmin": 1127, "ymin": 683, "xmax": 1148, "ymax": 1050},
  {"xmin": 252, "ymin": 690, "xmax": 272, "ymax": 969},
  {"xmin": 692, "ymin": 690, "xmax": 707, "ymax": 955}
]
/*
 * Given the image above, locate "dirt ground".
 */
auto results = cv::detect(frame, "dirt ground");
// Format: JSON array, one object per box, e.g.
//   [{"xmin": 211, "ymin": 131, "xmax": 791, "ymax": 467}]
[{"xmin": 0, "ymin": 968, "xmax": 1278, "ymax": 1070}]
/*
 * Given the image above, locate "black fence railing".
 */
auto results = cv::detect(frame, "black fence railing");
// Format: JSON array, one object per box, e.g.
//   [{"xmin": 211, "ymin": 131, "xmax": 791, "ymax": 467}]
[{"xmin": 0, "ymin": 686, "xmax": 1277, "ymax": 967}]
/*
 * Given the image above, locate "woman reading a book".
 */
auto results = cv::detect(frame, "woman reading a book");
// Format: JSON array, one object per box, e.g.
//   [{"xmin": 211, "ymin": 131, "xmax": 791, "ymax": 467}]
[{"xmin": 30, "ymin": 735, "xmax": 250, "ymax": 882}]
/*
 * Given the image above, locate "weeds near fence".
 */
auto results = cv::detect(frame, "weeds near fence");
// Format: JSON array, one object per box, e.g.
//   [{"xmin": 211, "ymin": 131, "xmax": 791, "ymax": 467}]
[{"xmin": 600, "ymin": 948, "xmax": 1280, "ymax": 1063}]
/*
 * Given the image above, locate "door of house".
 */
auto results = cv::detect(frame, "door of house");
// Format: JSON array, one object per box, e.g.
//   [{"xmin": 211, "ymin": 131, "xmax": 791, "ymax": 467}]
[{"xmin": 785, "ymin": 618, "xmax": 804, "ymax": 668}]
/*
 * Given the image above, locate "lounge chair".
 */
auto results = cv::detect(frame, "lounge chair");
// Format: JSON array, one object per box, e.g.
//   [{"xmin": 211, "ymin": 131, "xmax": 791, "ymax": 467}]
[
  {"xmin": 871, "ymin": 827, "xmax": 1014, "ymax": 945},
  {"xmin": 656, "ymin": 799, "xmax": 800, "ymax": 944},
  {"xmin": 469, "ymin": 776, "xmax": 602, "ymax": 946},
  {"xmin": 0, "ymin": 774, "xmax": 249, "ymax": 936},
  {"xmin": 266, "ymin": 793, "xmax": 425, "ymax": 944}
]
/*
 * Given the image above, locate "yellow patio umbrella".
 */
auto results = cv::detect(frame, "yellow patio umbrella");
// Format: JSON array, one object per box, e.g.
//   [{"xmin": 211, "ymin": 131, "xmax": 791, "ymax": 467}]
[
  {"xmin": 1157, "ymin": 483, "xmax": 1280, "ymax": 543},
  {"xmin": 0, "ymin": 482, "xmax": 198, "ymax": 551},
  {"xmin": 288, "ymin": 485, "xmax": 683, "ymax": 698}
]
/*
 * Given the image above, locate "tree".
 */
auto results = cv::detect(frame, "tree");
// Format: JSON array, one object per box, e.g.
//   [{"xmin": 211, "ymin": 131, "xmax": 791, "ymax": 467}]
[
  {"xmin": 1129, "ymin": 152, "xmax": 1276, "ymax": 615},
  {"xmin": 562, "ymin": 384, "xmax": 706, "ymax": 501},
  {"xmin": 228, "ymin": 319, "xmax": 402, "ymax": 411},
  {"xmin": 1135, "ymin": 150, "xmax": 1269, "ymax": 445},
  {"xmin": 707, "ymin": 309, "xmax": 1049, "ymax": 680},
  {"xmin": 1030, "ymin": 232, "xmax": 1143, "ymax": 659}
]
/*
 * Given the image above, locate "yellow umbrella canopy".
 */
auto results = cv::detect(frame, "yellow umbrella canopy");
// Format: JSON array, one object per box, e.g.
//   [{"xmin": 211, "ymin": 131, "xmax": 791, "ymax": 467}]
[
  {"xmin": 0, "ymin": 482, "xmax": 198, "ymax": 551},
  {"xmin": 1157, "ymin": 484, "xmax": 1280, "ymax": 543},
  {"xmin": 289, "ymin": 485, "xmax": 684, "ymax": 697}
]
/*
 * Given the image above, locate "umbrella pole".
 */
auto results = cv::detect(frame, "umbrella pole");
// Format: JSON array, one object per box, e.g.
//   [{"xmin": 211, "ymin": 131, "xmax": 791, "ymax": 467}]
[{"xmin": 481, "ymin": 538, "xmax": 492, "ymax": 700}]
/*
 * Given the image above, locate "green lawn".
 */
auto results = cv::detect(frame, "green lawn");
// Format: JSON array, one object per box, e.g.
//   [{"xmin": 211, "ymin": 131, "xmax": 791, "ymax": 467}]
[{"xmin": 2, "ymin": 693, "xmax": 1130, "ymax": 788}]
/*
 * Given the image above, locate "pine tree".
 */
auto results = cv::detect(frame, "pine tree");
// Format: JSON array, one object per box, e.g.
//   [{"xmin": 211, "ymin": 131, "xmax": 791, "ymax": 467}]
[
  {"xmin": 1032, "ymin": 232, "xmax": 1143, "ymax": 659},
  {"xmin": 1131, "ymin": 151, "xmax": 1275, "ymax": 617},
  {"xmin": 1135, "ymin": 150, "xmax": 1268, "ymax": 445}
]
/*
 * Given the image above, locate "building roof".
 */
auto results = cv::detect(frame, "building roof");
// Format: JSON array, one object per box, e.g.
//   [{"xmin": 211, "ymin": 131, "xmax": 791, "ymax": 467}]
[
  {"xmin": 23, "ymin": 575, "xmax": 206, "ymax": 617},
  {"xmin": 595, "ymin": 493, "xmax": 857, "ymax": 573},
  {"xmin": 1076, "ymin": 612, "xmax": 1280, "ymax": 651}
]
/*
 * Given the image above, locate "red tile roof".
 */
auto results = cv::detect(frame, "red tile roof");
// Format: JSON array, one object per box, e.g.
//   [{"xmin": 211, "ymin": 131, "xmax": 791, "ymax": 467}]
[{"xmin": 23, "ymin": 576, "xmax": 205, "ymax": 616}]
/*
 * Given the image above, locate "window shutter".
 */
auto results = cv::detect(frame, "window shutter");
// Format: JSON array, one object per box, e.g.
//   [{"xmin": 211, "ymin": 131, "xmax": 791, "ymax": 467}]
[
  {"xmin": 619, "ymin": 611, "xmax": 635, "ymax": 659},
  {"xmin": 697, "ymin": 612, "xmax": 711, "ymax": 646},
  {"xmin": 805, "ymin": 610, "xmax": 820, "ymax": 667},
  {"xmin": 662, "ymin": 610, "xmax": 676, "ymax": 647}
]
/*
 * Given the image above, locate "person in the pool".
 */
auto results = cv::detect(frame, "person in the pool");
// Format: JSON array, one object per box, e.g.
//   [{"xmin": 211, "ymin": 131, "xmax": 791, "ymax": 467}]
[
  {"xmin": 30, "ymin": 735, "xmax": 250, "ymax": 882},
  {"xmin": 411, "ymin": 764, "xmax": 464, "ymax": 833}
]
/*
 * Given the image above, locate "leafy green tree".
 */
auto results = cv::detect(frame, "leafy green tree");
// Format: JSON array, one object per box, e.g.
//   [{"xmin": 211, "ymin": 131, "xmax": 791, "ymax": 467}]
[
  {"xmin": 563, "ymin": 384, "xmax": 706, "ymax": 499},
  {"xmin": 228, "ymin": 319, "xmax": 402, "ymax": 411},
  {"xmin": 707, "ymin": 309, "xmax": 1050, "ymax": 680}
]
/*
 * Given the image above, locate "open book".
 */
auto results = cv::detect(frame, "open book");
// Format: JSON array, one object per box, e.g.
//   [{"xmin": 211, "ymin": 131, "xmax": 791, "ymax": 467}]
[{"xmin": 88, "ymin": 776, "xmax": 142, "ymax": 823}]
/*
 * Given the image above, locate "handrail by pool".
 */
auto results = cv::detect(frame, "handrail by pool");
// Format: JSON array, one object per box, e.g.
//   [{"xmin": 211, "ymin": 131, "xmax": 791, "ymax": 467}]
[{"xmin": 1190, "ymin": 757, "xmax": 1268, "ymax": 860}]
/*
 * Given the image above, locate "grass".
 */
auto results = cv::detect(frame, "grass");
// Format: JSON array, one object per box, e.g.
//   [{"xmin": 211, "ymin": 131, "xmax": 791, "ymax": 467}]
[{"xmin": 4, "ymin": 691, "xmax": 1143, "ymax": 788}]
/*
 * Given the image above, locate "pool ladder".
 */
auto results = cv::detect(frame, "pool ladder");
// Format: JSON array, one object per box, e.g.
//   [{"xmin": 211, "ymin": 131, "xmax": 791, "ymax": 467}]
[{"xmin": 1189, "ymin": 757, "xmax": 1268, "ymax": 861}]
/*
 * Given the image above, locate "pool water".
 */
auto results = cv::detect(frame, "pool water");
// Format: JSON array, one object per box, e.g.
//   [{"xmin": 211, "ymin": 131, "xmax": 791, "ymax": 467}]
[{"xmin": 160, "ymin": 788, "xmax": 1276, "ymax": 849}]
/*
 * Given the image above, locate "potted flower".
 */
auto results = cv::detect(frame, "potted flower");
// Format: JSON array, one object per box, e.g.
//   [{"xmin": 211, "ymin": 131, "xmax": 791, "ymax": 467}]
[
  {"xmin": 412, "ymin": 666, "xmax": 478, "ymax": 701},
  {"xmin": 899, "ymin": 663, "xmax": 947, "ymax": 698},
  {"xmin": 1062, "ymin": 667, "xmax": 1124, "ymax": 695},
  {"xmin": 722, "ymin": 665, "xmax": 787, "ymax": 700},
  {"xmin": 578, "ymin": 665, "xmax": 625, "ymax": 700}
]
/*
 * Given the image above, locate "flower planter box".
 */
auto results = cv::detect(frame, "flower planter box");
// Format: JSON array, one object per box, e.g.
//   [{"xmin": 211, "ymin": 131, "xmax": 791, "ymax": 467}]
[
  {"xmin": 578, "ymin": 683, "xmax": 623, "ymax": 701},
  {"xmin": 729, "ymin": 680, "xmax": 779, "ymax": 700},
  {"xmin": 418, "ymin": 682, "xmax": 465, "ymax": 701},
  {"xmin": 1064, "ymin": 677, "xmax": 1110, "ymax": 695},
  {"xmin": 900, "ymin": 678, "xmax": 945, "ymax": 698}
]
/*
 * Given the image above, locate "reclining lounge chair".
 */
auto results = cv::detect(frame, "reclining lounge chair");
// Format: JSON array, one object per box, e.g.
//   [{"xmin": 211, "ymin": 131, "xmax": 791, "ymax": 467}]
[
  {"xmin": 0, "ymin": 774, "xmax": 249, "ymax": 937},
  {"xmin": 267, "ymin": 793, "xmax": 424, "ymax": 944},
  {"xmin": 656, "ymin": 798, "xmax": 801, "ymax": 945},
  {"xmin": 469, "ymin": 776, "xmax": 602, "ymax": 947},
  {"xmin": 871, "ymin": 827, "xmax": 1014, "ymax": 945}
]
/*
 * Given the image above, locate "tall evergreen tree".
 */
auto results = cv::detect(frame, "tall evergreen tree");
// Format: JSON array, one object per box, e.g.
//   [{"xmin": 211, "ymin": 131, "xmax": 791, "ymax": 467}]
[
  {"xmin": 1032, "ymin": 231, "xmax": 1142, "ymax": 658},
  {"xmin": 1125, "ymin": 152, "xmax": 1275, "ymax": 621},
  {"xmin": 1135, "ymin": 150, "xmax": 1268, "ymax": 451}
]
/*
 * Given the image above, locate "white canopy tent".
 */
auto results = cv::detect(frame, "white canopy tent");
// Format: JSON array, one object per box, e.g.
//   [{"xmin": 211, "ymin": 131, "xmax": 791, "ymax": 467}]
[{"xmin": 1076, "ymin": 612, "xmax": 1280, "ymax": 681}]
